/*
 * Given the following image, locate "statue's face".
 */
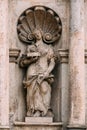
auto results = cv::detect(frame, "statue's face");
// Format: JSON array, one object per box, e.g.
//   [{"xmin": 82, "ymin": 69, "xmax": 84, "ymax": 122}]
[{"xmin": 34, "ymin": 30, "xmax": 42, "ymax": 40}]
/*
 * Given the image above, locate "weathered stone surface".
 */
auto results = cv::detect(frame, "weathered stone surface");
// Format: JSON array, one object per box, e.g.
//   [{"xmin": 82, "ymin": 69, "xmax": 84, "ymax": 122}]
[
  {"xmin": 69, "ymin": 0, "xmax": 85, "ymax": 125},
  {"xmin": 14, "ymin": 121, "xmax": 62, "ymax": 130},
  {"xmin": 0, "ymin": 0, "xmax": 9, "ymax": 126}
]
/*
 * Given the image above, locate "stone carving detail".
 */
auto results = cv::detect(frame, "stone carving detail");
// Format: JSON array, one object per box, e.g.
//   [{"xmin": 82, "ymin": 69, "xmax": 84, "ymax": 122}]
[
  {"xmin": 17, "ymin": 6, "xmax": 62, "ymax": 117},
  {"xmin": 17, "ymin": 6, "xmax": 62, "ymax": 44},
  {"xmin": 9, "ymin": 49, "xmax": 20, "ymax": 63}
]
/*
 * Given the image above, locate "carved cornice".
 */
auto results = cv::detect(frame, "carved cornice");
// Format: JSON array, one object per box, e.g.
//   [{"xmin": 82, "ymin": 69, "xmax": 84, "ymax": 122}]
[
  {"xmin": 9, "ymin": 49, "xmax": 87, "ymax": 64},
  {"xmin": 9, "ymin": 48, "xmax": 21, "ymax": 63},
  {"xmin": 58, "ymin": 49, "xmax": 87, "ymax": 64},
  {"xmin": 58, "ymin": 49, "xmax": 69, "ymax": 63}
]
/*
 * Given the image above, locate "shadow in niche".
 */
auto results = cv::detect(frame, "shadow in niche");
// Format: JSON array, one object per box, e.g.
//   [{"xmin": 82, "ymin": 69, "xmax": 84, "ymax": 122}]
[
  {"xmin": 22, "ymin": 68, "xmax": 27, "ymax": 119},
  {"xmin": 51, "ymin": 62, "xmax": 61, "ymax": 122}
]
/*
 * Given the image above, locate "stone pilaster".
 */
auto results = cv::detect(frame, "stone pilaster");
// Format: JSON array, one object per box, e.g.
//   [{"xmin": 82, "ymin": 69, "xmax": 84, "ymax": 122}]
[
  {"xmin": 0, "ymin": 0, "xmax": 9, "ymax": 128},
  {"xmin": 68, "ymin": 0, "xmax": 86, "ymax": 130}
]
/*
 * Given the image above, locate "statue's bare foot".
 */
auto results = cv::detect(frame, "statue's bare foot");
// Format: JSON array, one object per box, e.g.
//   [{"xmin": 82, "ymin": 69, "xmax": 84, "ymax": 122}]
[
  {"xmin": 27, "ymin": 111, "xmax": 32, "ymax": 117},
  {"xmin": 46, "ymin": 109, "xmax": 54, "ymax": 117},
  {"xmin": 33, "ymin": 111, "xmax": 41, "ymax": 117}
]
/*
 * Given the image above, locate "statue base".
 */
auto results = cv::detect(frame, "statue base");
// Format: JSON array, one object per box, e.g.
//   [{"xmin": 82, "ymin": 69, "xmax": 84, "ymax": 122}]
[
  {"xmin": 14, "ymin": 121, "xmax": 63, "ymax": 130},
  {"xmin": 25, "ymin": 117, "xmax": 53, "ymax": 123}
]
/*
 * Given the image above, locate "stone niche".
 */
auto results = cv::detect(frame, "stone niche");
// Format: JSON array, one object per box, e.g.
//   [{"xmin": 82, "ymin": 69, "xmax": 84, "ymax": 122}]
[{"xmin": 9, "ymin": 0, "xmax": 69, "ymax": 130}]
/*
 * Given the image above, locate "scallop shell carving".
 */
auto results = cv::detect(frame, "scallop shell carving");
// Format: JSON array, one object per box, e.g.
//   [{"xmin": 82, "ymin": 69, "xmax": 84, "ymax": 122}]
[{"xmin": 17, "ymin": 6, "xmax": 62, "ymax": 44}]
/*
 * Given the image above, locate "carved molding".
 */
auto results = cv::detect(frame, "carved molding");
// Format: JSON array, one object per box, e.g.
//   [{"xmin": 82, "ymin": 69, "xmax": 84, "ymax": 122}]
[
  {"xmin": 58, "ymin": 49, "xmax": 87, "ymax": 64},
  {"xmin": 9, "ymin": 48, "xmax": 21, "ymax": 63},
  {"xmin": 9, "ymin": 49, "xmax": 87, "ymax": 64},
  {"xmin": 58, "ymin": 49, "xmax": 69, "ymax": 63},
  {"xmin": 14, "ymin": 121, "xmax": 63, "ymax": 126},
  {"xmin": 17, "ymin": 5, "xmax": 62, "ymax": 45},
  {"xmin": 67, "ymin": 124, "xmax": 86, "ymax": 129}
]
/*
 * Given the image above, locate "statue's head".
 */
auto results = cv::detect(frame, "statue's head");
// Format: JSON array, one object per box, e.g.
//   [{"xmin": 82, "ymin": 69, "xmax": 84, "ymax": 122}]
[{"xmin": 33, "ymin": 29, "xmax": 42, "ymax": 40}]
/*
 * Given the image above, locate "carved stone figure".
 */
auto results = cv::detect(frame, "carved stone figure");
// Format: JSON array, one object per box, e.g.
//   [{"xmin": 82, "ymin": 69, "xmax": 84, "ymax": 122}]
[{"xmin": 17, "ymin": 6, "xmax": 62, "ymax": 117}]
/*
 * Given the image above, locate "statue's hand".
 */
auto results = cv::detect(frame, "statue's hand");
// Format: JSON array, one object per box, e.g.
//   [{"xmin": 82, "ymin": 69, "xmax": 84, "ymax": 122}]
[
  {"xmin": 37, "ymin": 74, "xmax": 44, "ymax": 84},
  {"xmin": 37, "ymin": 72, "xmax": 49, "ymax": 85},
  {"xmin": 43, "ymin": 71, "xmax": 49, "ymax": 78},
  {"xmin": 32, "ymin": 56, "xmax": 38, "ymax": 61},
  {"xmin": 24, "ymin": 56, "xmax": 38, "ymax": 63}
]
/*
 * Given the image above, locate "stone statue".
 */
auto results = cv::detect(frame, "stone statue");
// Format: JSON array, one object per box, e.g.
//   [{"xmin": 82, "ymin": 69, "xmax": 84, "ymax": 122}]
[
  {"xmin": 19, "ymin": 30, "xmax": 56, "ymax": 117},
  {"xmin": 17, "ymin": 6, "xmax": 62, "ymax": 117}
]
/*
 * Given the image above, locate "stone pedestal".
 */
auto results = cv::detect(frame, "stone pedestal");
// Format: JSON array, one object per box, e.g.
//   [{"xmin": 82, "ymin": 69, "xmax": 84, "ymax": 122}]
[
  {"xmin": 25, "ymin": 117, "xmax": 53, "ymax": 123},
  {"xmin": 14, "ymin": 122, "xmax": 62, "ymax": 130}
]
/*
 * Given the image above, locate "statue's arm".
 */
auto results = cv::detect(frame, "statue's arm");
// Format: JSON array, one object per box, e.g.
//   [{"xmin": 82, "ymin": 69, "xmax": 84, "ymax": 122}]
[
  {"xmin": 48, "ymin": 47, "xmax": 56, "ymax": 71},
  {"xmin": 19, "ymin": 55, "xmax": 38, "ymax": 67},
  {"xmin": 46, "ymin": 57, "xmax": 55, "ymax": 75}
]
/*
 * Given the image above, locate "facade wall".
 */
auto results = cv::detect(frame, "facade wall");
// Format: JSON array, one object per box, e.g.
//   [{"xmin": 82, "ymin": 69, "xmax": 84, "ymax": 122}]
[{"xmin": 0, "ymin": 0, "xmax": 87, "ymax": 130}]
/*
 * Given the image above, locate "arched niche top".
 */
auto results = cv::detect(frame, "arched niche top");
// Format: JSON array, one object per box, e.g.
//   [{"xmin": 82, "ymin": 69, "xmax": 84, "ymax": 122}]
[{"xmin": 17, "ymin": 5, "xmax": 62, "ymax": 45}]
